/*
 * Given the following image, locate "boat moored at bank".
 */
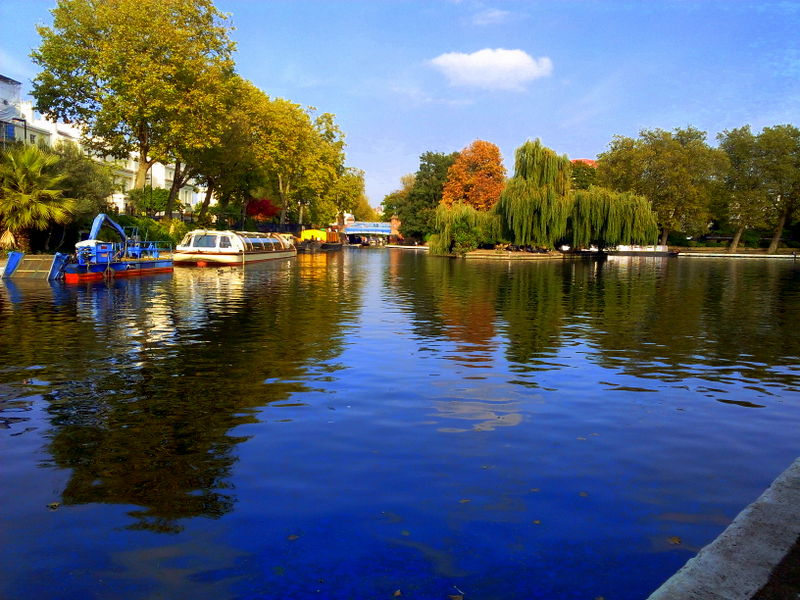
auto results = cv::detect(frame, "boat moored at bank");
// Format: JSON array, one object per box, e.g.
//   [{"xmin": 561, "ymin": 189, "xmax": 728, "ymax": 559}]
[
  {"xmin": 174, "ymin": 230, "xmax": 296, "ymax": 266},
  {"xmin": 1, "ymin": 213, "xmax": 174, "ymax": 284}
]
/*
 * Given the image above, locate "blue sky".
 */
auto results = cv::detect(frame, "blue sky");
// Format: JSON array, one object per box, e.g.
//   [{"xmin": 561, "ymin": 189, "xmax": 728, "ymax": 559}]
[{"xmin": 2, "ymin": 1, "xmax": 799, "ymax": 206}]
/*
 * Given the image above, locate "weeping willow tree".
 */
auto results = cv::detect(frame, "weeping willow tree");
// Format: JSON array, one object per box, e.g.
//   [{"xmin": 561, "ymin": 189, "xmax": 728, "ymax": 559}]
[
  {"xmin": 571, "ymin": 186, "xmax": 658, "ymax": 249},
  {"xmin": 496, "ymin": 139, "xmax": 572, "ymax": 248},
  {"xmin": 429, "ymin": 202, "xmax": 501, "ymax": 256}
]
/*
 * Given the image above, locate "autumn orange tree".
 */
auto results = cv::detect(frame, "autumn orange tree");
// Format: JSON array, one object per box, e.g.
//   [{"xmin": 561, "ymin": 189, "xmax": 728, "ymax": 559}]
[{"xmin": 442, "ymin": 140, "xmax": 506, "ymax": 211}]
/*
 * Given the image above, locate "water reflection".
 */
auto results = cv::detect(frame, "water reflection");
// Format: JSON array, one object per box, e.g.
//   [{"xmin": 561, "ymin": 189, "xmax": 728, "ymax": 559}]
[
  {"xmin": 1, "ymin": 254, "xmax": 363, "ymax": 532},
  {"xmin": 2, "ymin": 251, "xmax": 800, "ymax": 599},
  {"xmin": 385, "ymin": 255, "xmax": 800, "ymax": 395}
]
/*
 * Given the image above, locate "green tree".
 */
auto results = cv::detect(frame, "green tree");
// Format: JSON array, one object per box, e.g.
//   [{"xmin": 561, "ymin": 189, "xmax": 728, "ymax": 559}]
[
  {"xmin": 190, "ymin": 78, "xmax": 267, "ymax": 225},
  {"xmin": 396, "ymin": 152, "xmax": 458, "ymax": 240},
  {"xmin": 353, "ymin": 194, "xmax": 379, "ymax": 222},
  {"xmin": 429, "ymin": 202, "xmax": 501, "ymax": 256},
  {"xmin": 716, "ymin": 126, "xmax": 768, "ymax": 252},
  {"xmin": 597, "ymin": 127, "xmax": 727, "ymax": 244},
  {"xmin": 496, "ymin": 139, "xmax": 572, "ymax": 249},
  {"xmin": 31, "ymin": 0, "xmax": 236, "ymax": 190},
  {"xmin": 757, "ymin": 124, "xmax": 800, "ymax": 253},
  {"xmin": 570, "ymin": 186, "xmax": 658, "ymax": 250},
  {"xmin": 571, "ymin": 160, "xmax": 597, "ymax": 190},
  {"xmin": 253, "ymin": 98, "xmax": 345, "ymax": 223},
  {"xmin": 52, "ymin": 140, "xmax": 114, "ymax": 219},
  {"xmin": 381, "ymin": 174, "xmax": 415, "ymax": 221},
  {"xmin": 0, "ymin": 144, "xmax": 76, "ymax": 251},
  {"xmin": 127, "ymin": 186, "xmax": 171, "ymax": 217},
  {"xmin": 318, "ymin": 167, "xmax": 365, "ymax": 225}
]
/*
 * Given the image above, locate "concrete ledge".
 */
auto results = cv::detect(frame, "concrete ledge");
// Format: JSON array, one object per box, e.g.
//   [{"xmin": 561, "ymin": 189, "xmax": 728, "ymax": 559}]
[
  {"xmin": 463, "ymin": 250, "xmax": 566, "ymax": 260},
  {"xmin": 648, "ymin": 457, "xmax": 800, "ymax": 600},
  {"xmin": 680, "ymin": 252, "xmax": 797, "ymax": 259}
]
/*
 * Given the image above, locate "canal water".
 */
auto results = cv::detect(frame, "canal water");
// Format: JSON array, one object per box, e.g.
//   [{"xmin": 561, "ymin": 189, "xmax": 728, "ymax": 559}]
[{"xmin": 1, "ymin": 250, "xmax": 799, "ymax": 599}]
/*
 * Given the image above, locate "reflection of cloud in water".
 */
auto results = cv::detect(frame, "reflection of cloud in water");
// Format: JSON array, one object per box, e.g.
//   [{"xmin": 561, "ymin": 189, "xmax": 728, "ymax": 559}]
[
  {"xmin": 432, "ymin": 399, "xmax": 524, "ymax": 433},
  {"xmin": 105, "ymin": 533, "xmax": 245, "ymax": 598}
]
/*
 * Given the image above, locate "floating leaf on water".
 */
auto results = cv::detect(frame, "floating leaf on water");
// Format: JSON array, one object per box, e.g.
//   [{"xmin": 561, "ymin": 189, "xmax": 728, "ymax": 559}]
[
  {"xmin": 393, "ymin": 590, "xmax": 402, "ymax": 597},
  {"xmin": 530, "ymin": 488, "xmax": 540, "ymax": 493},
  {"xmin": 577, "ymin": 436, "xmax": 587, "ymax": 441},
  {"xmin": 448, "ymin": 596, "xmax": 464, "ymax": 600},
  {"xmin": 668, "ymin": 536, "xmax": 682, "ymax": 545},
  {"xmin": 579, "ymin": 491, "xmax": 588, "ymax": 497},
  {"xmin": 47, "ymin": 502, "xmax": 60, "ymax": 511},
  {"xmin": 287, "ymin": 534, "xmax": 300, "ymax": 541},
  {"xmin": 533, "ymin": 519, "xmax": 541, "ymax": 525},
  {"xmin": 401, "ymin": 530, "xmax": 410, "ymax": 536},
  {"xmin": 458, "ymin": 498, "xmax": 471, "ymax": 504}
]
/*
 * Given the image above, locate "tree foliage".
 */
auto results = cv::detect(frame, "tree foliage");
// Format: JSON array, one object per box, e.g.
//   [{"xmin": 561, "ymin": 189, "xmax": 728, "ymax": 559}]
[
  {"xmin": 52, "ymin": 140, "xmax": 114, "ymax": 220},
  {"xmin": 322, "ymin": 167, "xmax": 365, "ymax": 224},
  {"xmin": 127, "ymin": 186, "xmax": 172, "ymax": 217},
  {"xmin": 353, "ymin": 195, "xmax": 379, "ymax": 222},
  {"xmin": 441, "ymin": 140, "xmax": 506, "ymax": 211},
  {"xmin": 571, "ymin": 160, "xmax": 597, "ymax": 190},
  {"xmin": 252, "ymin": 98, "xmax": 345, "ymax": 223},
  {"xmin": 0, "ymin": 144, "xmax": 76, "ymax": 250},
  {"xmin": 756, "ymin": 124, "xmax": 800, "ymax": 252},
  {"xmin": 570, "ymin": 186, "xmax": 658, "ymax": 249},
  {"xmin": 393, "ymin": 152, "xmax": 458, "ymax": 240},
  {"xmin": 597, "ymin": 126, "xmax": 727, "ymax": 244},
  {"xmin": 381, "ymin": 174, "xmax": 415, "ymax": 220},
  {"xmin": 429, "ymin": 202, "xmax": 501, "ymax": 256},
  {"xmin": 31, "ymin": 0, "xmax": 236, "ymax": 189},
  {"xmin": 496, "ymin": 139, "xmax": 572, "ymax": 248},
  {"xmin": 716, "ymin": 126, "xmax": 770, "ymax": 251}
]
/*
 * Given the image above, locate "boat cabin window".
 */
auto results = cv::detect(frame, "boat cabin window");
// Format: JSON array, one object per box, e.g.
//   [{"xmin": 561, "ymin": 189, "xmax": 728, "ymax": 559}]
[
  {"xmin": 193, "ymin": 234, "xmax": 218, "ymax": 248},
  {"xmin": 219, "ymin": 236, "xmax": 232, "ymax": 249}
]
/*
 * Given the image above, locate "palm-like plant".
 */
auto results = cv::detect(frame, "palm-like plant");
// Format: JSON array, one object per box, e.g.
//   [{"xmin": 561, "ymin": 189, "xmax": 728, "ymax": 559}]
[{"xmin": 0, "ymin": 144, "xmax": 76, "ymax": 251}]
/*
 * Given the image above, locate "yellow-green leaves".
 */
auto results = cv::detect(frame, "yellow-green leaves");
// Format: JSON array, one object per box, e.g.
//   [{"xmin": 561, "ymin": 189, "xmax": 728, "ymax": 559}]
[
  {"xmin": 497, "ymin": 139, "xmax": 572, "ymax": 249},
  {"xmin": 32, "ymin": 0, "xmax": 236, "ymax": 188}
]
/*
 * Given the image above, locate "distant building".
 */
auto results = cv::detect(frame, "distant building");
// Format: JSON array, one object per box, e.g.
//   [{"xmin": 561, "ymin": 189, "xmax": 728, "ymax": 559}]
[
  {"xmin": 571, "ymin": 158, "xmax": 598, "ymax": 168},
  {"xmin": 0, "ymin": 74, "xmax": 208, "ymax": 216}
]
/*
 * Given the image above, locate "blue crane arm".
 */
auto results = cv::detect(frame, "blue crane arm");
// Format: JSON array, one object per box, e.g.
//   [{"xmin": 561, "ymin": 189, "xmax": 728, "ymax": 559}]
[{"xmin": 88, "ymin": 213, "xmax": 127, "ymax": 242}]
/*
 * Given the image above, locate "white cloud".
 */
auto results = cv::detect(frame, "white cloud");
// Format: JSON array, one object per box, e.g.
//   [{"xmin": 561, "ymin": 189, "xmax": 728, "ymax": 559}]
[
  {"xmin": 471, "ymin": 8, "xmax": 512, "ymax": 26},
  {"xmin": 429, "ymin": 48, "xmax": 553, "ymax": 91}
]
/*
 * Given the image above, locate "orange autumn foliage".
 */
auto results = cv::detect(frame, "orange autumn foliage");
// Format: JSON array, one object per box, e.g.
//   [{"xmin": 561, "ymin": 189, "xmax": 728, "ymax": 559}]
[{"xmin": 442, "ymin": 140, "xmax": 506, "ymax": 211}]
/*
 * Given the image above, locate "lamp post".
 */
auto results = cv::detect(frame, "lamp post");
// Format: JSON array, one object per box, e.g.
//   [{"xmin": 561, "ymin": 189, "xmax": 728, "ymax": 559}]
[{"xmin": 11, "ymin": 117, "xmax": 27, "ymax": 144}]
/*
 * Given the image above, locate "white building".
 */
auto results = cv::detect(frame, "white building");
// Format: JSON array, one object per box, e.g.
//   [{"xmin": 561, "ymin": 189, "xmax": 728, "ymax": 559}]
[{"xmin": 0, "ymin": 74, "xmax": 208, "ymax": 216}]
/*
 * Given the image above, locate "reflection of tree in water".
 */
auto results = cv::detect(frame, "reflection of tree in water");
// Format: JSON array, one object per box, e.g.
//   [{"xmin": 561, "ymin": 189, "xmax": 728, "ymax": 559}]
[
  {"xmin": 495, "ymin": 262, "xmax": 566, "ymax": 367},
  {"xmin": 38, "ymin": 254, "xmax": 364, "ymax": 533},
  {"xmin": 385, "ymin": 253, "xmax": 800, "ymax": 391},
  {"xmin": 386, "ymin": 254, "xmax": 568, "ymax": 364},
  {"xmin": 569, "ymin": 258, "xmax": 800, "ymax": 388}
]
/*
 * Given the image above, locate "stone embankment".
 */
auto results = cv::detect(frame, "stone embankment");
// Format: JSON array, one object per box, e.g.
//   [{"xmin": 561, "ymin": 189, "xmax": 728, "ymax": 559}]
[{"xmin": 647, "ymin": 457, "xmax": 800, "ymax": 600}]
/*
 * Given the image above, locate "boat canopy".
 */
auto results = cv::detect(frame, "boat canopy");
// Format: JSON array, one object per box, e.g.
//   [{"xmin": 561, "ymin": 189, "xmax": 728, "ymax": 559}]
[
  {"xmin": 344, "ymin": 222, "xmax": 391, "ymax": 236},
  {"xmin": 178, "ymin": 230, "xmax": 293, "ymax": 251}
]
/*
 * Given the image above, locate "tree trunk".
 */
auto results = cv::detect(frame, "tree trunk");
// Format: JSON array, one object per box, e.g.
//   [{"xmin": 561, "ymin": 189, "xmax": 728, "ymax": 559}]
[
  {"xmin": 134, "ymin": 159, "xmax": 151, "ymax": 190},
  {"xmin": 277, "ymin": 174, "xmax": 291, "ymax": 224},
  {"xmin": 767, "ymin": 206, "xmax": 788, "ymax": 254},
  {"xmin": 196, "ymin": 180, "xmax": 215, "ymax": 226},
  {"xmin": 659, "ymin": 228, "xmax": 669, "ymax": 246},
  {"xmin": 166, "ymin": 162, "xmax": 194, "ymax": 220},
  {"xmin": 15, "ymin": 229, "xmax": 31, "ymax": 253},
  {"xmin": 728, "ymin": 225, "xmax": 745, "ymax": 253}
]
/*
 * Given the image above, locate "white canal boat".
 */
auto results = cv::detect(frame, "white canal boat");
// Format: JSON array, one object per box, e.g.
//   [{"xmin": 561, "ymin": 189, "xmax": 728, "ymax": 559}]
[{"xmin": 174, "ymin": 230, "xmax": 296, "ymax": 266}]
